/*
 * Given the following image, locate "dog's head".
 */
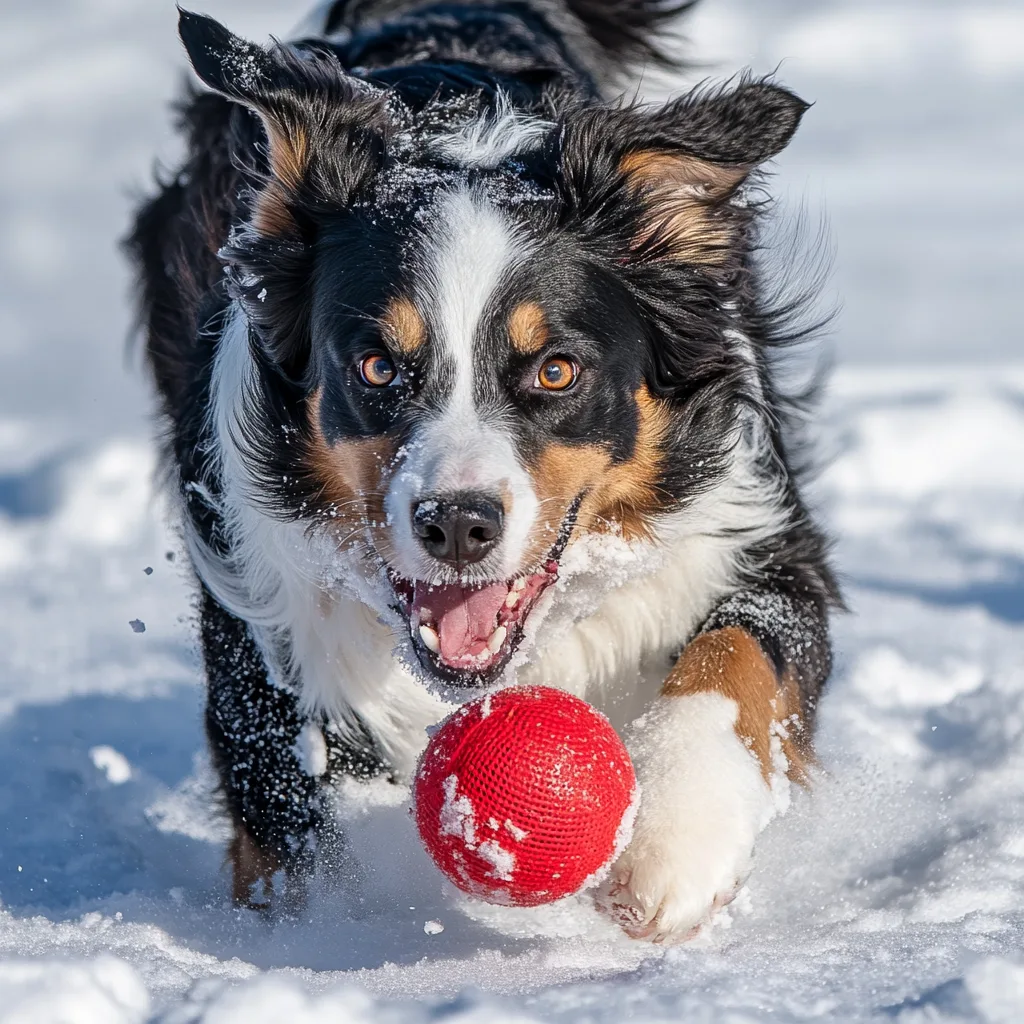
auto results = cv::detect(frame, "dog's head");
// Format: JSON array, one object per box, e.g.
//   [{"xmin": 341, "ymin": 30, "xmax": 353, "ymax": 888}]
[{"xmin": 180, "ymin": 12, "xmax": 808, "ymax": 688}]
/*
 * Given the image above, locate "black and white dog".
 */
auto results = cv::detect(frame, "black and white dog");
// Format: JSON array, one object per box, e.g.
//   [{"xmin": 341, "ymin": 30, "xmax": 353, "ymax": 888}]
[{"xmin": 127, "ymin": 0, "xmax": 839, "ymax": 942}]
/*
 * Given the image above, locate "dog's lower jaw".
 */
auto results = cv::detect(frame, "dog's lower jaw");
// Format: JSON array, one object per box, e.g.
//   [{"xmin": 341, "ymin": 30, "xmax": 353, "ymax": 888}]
[{"xmin": 595, "ymin": 692, "xmax": 778, "ymax": 943}]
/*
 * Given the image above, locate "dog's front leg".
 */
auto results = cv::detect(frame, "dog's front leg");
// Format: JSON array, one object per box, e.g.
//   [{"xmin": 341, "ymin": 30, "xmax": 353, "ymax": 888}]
[
  {"xmin": 597, "ymin": 588, "xmax": 831, "ymax": 942},
  {"xmin": 200, "ymin": 589, "xmax": 322, "ymax": 909}
]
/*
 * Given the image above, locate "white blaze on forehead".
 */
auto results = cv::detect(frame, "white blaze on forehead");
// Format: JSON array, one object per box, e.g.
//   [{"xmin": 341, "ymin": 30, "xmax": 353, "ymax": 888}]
[
  {"xmin": 421, "ymin": 186, "xmax": 520, "ymax": 409},
  {"xmin": 384, "ymin": 186, "xmax": 540, "ymax": 581}
]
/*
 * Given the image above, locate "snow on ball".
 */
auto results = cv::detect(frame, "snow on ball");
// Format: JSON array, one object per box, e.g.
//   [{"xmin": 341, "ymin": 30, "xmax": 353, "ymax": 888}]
[{"xmin": 414, "ymin": 686, "xmax": 638, "ymax": 907}]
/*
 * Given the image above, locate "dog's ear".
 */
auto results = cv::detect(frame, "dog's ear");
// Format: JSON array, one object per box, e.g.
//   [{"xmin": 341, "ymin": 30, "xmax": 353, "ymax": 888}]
[
  {"xmin": 177, "ymin": 8, "xmax": 276, "ymax": 98},
  {"xmin": 558, "ymin": 80, "xmax": 809, "ymax": 266},
  {"xmin": 178, "ymin": 9, "xmax": 389, "ymax": 236}
]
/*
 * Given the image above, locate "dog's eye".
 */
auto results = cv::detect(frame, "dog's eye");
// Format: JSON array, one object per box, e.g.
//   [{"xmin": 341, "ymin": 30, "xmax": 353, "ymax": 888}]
[
  {"xmin": 535, "ymin": 357, "xmax": 579, "ymax": 392},
  {"xmin": 358, "ymin": 353, "xmax": 399, "ymax": 387}
]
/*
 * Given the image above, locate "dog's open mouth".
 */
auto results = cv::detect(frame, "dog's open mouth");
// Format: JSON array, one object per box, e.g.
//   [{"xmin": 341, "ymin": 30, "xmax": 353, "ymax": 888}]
[
  {"xmin": 390, "ymin": 499, "xmax": 580, "ymax": 686},
  {"xmin": 392, "ymin": 562, "xmax": 558, "ymax": 685},
  {"xmin": 388, "ymin": 498, "xmax": 583, "ymax": 686}
]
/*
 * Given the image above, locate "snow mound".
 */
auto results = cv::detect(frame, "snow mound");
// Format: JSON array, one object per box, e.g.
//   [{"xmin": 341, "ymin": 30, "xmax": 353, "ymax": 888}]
[{"xmin": 0, "ymin": 956, "xmax": 149, "ymax": 1024}]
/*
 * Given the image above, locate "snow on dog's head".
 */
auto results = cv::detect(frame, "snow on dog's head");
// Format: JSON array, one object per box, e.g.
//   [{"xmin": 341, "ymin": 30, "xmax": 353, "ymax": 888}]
[{"xmin": 180, "ymin": 11, "xmax": 809, "ymax": 690}]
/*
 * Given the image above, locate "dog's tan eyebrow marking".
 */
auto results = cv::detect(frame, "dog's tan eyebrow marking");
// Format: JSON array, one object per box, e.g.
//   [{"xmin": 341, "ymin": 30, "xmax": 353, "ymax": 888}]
[
  {"xmin": 508, "ymin": 301, "xmax": 549, "ymax": 355},
  {"xmin": 381, "ymin": 296, "xmax": 427, "ymax": 354}
]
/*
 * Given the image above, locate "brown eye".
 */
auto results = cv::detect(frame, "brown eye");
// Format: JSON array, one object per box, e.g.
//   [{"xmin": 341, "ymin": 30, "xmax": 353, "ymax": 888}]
[
  {"xmin": 535, "ymin": 357, "xmax": 578, "ymax": 392},
  {"xmin": 359, "ymin": 353, "xmax": 398, "ymax": 387}
]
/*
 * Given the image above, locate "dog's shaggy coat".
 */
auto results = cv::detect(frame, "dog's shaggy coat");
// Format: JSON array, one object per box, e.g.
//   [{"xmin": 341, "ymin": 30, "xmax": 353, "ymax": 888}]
[{"xmin": 126, "ymin": 0, "xmax": 840, "ymax": 939}]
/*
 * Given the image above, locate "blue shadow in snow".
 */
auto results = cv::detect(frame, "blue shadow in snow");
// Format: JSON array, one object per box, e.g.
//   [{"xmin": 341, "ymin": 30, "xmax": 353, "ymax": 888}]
[
  {"xmin": 0, "ymin": 450, "xmax": 76, "ymax": 519},
  {"xmin": 853, "ymin": 570, "xmax": 1024, "ymax": 624},
  {"xmin": 0, "ymin": 687, "xmax": 548, "ymax": 973},
  {"xmin": 0, "ymin": 688, "xmax": 212, "ymax": 912}
]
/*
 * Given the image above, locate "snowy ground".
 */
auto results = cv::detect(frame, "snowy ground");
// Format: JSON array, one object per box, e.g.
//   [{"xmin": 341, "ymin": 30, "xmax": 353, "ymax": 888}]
[{"xmin": 1, "ymin": 1, "xmax": 1023, "ymax": 1021}]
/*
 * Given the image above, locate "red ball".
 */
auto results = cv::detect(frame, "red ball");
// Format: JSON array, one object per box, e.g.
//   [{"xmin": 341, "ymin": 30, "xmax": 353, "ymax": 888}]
[{"xmin": 414, "ymin": 686, "xmax": 637, "ymax": 907}]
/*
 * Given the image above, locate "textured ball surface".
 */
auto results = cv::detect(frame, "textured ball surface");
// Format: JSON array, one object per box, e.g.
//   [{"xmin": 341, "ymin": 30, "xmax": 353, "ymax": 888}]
[{"xmin": 414, "ymin": 686, "xmax": 637, "ymax": 907}]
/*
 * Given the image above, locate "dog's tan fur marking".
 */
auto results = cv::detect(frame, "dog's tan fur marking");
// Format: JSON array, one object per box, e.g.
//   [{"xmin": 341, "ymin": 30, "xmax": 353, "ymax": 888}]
[
  {"xmin": 662, "ymin": 626, "xmax": 809, "ymax": 785},
  {"xmin": 229, "ymin": 822, "xmax": 282, "ymax": 908},
  {"xmin": 523, "ymin": 384, "xmax": 671, "ymax": 561},
  {"xmin": 526, "ymin": 440, "xmax": 608, "ymax": 563},
  {"xmin": 307, "ymin": 388, "xmax": 396, "ymax": 552},
  {"xmin": 584, "ymin": 385, "xmax": 673, "ymax": 540},
  {"xmin": 381, "ymin": 296, "xmax": 427, "ymax": 354},
  {"xmin": 266, "ymin": 121, "xmax": 310, "ymax": 193},
  {"xmin": 253, "ymin": 183, "xmax": 298, "ymax": 237},
  {"xmin": 250, "ymin": 121, "xmax": 310, "ymax": 237},
  {"xmin": 619, "ymin": 150, "xmax": 747, "ymax": 265},
  {"xmin": 508, "ymin": 301, "xmax": 549, "ymax": 355}
]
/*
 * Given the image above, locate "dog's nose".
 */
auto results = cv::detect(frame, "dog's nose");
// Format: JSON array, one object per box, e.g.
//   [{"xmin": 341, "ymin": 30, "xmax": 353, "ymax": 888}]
[{"xmin": 413, "ymin": 493, "xmax": 504, "ymax": 567}]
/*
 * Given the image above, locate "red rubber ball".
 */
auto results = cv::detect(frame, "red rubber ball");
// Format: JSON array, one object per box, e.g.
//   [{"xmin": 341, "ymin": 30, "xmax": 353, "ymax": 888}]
[{"xmin": 414, "ymin": 686, "xmax": 637, "ymax": 907}]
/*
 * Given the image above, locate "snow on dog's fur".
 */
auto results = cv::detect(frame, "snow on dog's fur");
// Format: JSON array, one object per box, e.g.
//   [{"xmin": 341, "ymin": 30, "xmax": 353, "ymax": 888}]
[{"xmin": 126, "ymin": 0, "xmax": 840, "ymax": 938}]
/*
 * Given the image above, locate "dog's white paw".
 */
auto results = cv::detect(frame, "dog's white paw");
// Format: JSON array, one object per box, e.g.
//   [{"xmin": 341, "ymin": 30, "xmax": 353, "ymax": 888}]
[
  {"xmin": 596, "ymin": 806, "xmax": 748, "ymax": 943},
  {"xmin": 597, "ymin": 692, "xmax": 778, "ymax": 943}
]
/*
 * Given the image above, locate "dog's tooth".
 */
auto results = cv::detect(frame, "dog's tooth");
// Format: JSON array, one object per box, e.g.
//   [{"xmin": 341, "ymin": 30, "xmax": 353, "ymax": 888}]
[
  {"xmin": 504, "ymin": 590, "xmax": 519, "ymax": 609},
  {"xmin": 419, "ymin": 625, "xmax": 440, "ymax": 654},
  {"xmin": 487, "ymin": 625, "xmax": 507, "ymax": 653},
  {"xmin": 512, "ymin": 578, "xmax": 527, "ymax": 593}
]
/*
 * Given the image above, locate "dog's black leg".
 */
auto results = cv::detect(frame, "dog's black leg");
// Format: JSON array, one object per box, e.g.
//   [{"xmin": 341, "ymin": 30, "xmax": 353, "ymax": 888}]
[
  {"xmin": 200, "ymin": 587, "xmax": 390, "ymax": 907},
  {"xmin": 200, "ymin": 587, "xmax": 319, "ymax": 906}
]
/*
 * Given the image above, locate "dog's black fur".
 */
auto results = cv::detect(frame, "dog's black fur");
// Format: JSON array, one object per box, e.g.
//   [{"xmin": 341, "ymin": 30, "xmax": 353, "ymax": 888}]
[{"xmin": 126, "ymin": 0, "xmax": 840, "ymax": 925}]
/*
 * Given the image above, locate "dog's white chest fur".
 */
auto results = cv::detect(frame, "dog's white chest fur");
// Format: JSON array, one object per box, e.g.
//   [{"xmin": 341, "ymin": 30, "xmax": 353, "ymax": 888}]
[{"xmin": 271, "ymin": 495, "xmax": 778, "ymax": 779}]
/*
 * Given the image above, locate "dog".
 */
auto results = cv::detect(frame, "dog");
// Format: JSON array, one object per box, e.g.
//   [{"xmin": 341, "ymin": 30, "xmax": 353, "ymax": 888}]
[{"xmin": 126, "ymin": 0, "xmax": 840, "ymax": 942}]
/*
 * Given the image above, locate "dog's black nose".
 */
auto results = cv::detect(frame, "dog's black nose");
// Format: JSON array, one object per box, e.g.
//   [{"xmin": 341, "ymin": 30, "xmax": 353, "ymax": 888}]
[{"xmin": 413, "ymin": 493, "xmax": 504, "ymax": 567}]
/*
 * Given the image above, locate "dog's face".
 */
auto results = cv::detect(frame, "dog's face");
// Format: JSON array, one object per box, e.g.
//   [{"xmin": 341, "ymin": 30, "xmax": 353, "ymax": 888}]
[
  {"xmin": 181, "ymin": 13, "xmax": 807, "ymax": 688},
  {"xmin": 306, "ymin": 186, "xmax": 679, "ymax": 684}
]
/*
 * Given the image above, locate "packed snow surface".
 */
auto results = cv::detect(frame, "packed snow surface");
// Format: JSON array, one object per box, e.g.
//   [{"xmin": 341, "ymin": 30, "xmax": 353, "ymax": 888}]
[{"xmin": 1, "ymin": 0, "xmax": 1023, "ymax": 1021}]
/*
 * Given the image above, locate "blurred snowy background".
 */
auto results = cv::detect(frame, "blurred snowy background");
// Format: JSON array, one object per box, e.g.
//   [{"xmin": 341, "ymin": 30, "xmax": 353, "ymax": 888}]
[{"xmin": 1, "ymin": 1, "xmax": 1023, "ymax": 1021}]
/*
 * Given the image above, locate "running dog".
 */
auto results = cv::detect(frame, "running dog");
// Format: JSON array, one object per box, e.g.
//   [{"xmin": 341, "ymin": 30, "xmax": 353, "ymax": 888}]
[{"xmin": 127, "ymin": 0, "xmax": 839, "ymax": 941}]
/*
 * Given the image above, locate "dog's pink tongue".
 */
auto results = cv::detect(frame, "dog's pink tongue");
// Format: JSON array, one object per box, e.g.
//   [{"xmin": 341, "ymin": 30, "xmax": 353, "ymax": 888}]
[{"xmin": 414, "ymin": 581, "xmax": 509, "ymax": 662}]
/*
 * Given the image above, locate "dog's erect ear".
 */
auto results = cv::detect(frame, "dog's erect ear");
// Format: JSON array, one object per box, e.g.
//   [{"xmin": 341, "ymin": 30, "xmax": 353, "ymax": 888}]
[
  {"xmin": 178, "ymin": 9, "xmax": 389, "ymax": 236},
  {"xmin": 558, "ymin": 80, "xmax": 809, "ymax": 266},
  {"xmin": 178, "ymin": 8, "xmax": 276, "ymax": 98}
]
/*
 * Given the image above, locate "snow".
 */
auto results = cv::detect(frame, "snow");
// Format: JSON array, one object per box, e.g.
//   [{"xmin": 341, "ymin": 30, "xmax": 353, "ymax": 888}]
[
  {"xmin": 476, "ymin": 839, "xmax": 517, "ymax": 883},
  {"xmin": 293, "ymin": 723, "xmax": 329, "ymax": 778},
  {"xmin": 0, "ymin": 956, "xmax": 150, "ymax": 1024},
  {"xmin": 1, "ymin": 0, "xmax": 1023, "ymax": 1020},
  {"xmin": 439, "ymin": 774, "xmax": 478, "ymax": 845},
  {"xmin": 90, "ymin": 746, "xmax": 134, "ymax": 785}
]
